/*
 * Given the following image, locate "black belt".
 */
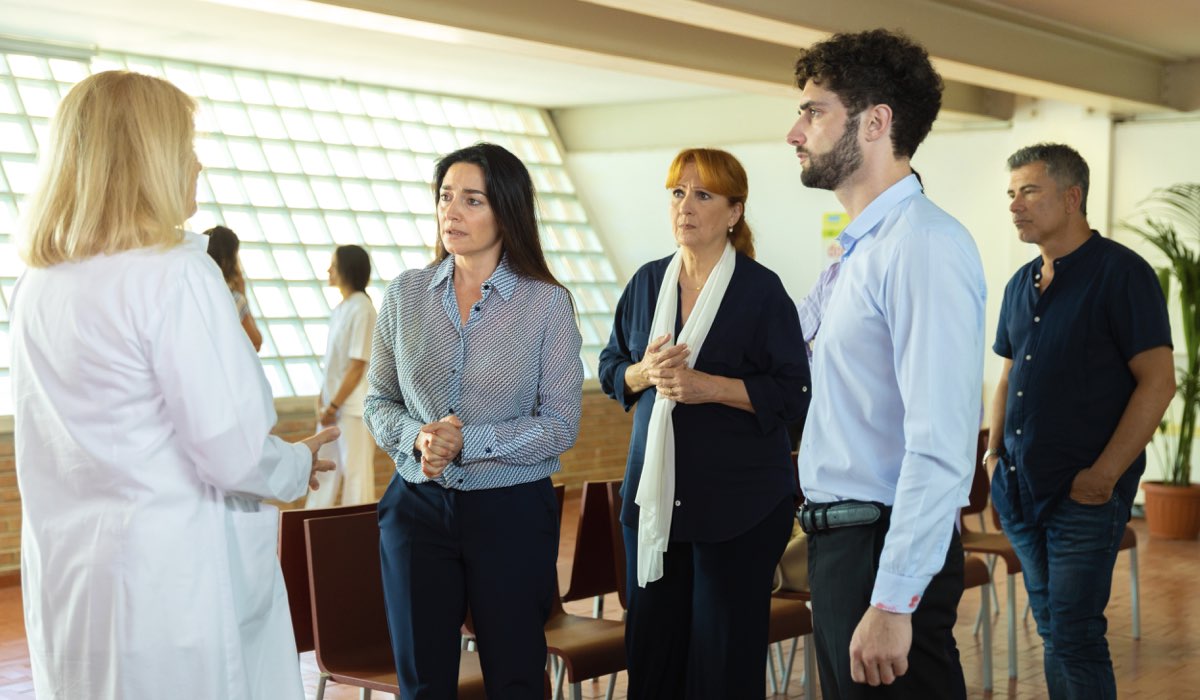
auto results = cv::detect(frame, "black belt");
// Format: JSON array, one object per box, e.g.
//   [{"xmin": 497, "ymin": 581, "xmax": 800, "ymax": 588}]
[{"xmin": 796, "ymin": 500, "xmax": 885, "ymax": 534}]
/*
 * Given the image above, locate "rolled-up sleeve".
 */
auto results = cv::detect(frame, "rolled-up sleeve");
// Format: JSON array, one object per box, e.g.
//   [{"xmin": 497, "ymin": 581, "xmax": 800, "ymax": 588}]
[{"xmin": 742, "ymin": 277, "xmax": 811, "ymax": 433}]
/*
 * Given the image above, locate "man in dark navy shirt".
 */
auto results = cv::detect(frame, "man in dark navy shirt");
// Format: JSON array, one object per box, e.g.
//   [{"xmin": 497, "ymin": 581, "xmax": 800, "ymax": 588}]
[{"xmin": 986, "ymin": 143, "xmax": 1175, "ymax": 700}]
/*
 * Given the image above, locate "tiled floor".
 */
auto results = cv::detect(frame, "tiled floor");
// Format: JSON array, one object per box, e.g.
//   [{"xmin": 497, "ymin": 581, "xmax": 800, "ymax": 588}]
[{"xmin": 3, "ymin": 504, "xmax": 1199, "ymax": 698}]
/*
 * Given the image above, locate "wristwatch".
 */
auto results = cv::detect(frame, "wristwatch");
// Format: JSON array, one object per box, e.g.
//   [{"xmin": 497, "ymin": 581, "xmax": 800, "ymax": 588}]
[{"xmin": 981, "ymin": 447, "xmax": 1004, "ymax": 466}]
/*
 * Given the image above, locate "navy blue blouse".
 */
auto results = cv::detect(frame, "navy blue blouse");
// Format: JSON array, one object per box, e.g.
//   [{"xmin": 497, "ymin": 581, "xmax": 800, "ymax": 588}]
[
  {"xmin": 598, "ymin": 253, "xmax": 811, "ymax": 542},
  {"xmin": 992, "ymin": 233, "xmax": 1172, "ymax": 525}
]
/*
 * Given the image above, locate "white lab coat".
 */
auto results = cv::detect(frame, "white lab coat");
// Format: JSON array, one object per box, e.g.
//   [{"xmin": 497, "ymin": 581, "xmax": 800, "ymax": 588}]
[{"xmin": 11, "ymin": 235, "xmax": 311, "ymax": 699}]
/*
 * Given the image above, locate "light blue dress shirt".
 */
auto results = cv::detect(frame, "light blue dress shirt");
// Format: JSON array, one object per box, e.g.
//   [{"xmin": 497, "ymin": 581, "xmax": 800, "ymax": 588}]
[
  {"xmin": 797, "ymin": 174, "xmax": 985, "ymax": 612},
  {"xmin": 364, "ymin": 253, "xmax": 584, "ymax": 491}
]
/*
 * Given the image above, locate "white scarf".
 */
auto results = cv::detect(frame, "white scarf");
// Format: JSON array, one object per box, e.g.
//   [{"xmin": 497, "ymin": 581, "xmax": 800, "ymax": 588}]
[{"xmin": 635, "ymin": 241, "xmax": 737, "ymax": 586}]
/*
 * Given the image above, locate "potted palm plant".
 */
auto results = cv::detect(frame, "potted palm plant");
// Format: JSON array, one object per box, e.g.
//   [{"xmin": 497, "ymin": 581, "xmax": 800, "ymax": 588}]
[{"xmin": 1122, "ymin": 183, "xmax": 1200, "ymax": 539}]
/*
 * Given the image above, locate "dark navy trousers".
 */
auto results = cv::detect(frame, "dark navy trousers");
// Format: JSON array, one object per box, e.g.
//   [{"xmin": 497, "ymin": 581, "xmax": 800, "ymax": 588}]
[
  {"xmin": 621, "ymin": 495, "xmax": 793, "ymax": 700},
  {"xmin": 378, "ymin": 474, "xmax": 559, "ymax": 699}
]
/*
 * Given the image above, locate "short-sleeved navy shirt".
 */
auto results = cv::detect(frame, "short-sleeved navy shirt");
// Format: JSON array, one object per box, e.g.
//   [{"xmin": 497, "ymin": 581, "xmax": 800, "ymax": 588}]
[{"xmin": 992, "ymin": 232, "xmax": 1172, "ymax": 526}]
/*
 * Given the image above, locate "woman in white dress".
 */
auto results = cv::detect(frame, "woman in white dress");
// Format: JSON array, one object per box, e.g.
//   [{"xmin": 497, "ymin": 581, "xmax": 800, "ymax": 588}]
[
  {"xmin": 307, "ymin": 244, "xmax": 378, "ymax": 507},
  {"xmin": 11, "ymin": 70, "xmax": 337, "ymax": 699}
]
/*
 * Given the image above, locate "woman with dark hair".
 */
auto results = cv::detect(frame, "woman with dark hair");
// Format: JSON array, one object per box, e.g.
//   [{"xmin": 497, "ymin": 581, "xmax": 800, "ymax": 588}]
[
  {"xmin": 205, "ymin": 224, "xmax": 263, "ymax": 351},
  {"xmin": 307, "ymin": 244, "xmax": 379, "ymax": 507},
  {"xmin": 598, "ymin": 148, "xmax": 810, "ymax": 699},
  {"xmin": 364, "ymin": 142, "xmax": 583, "ymax": 697}
]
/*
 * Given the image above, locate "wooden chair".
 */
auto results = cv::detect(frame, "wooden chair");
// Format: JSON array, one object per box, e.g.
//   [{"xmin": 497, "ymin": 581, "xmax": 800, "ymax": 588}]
[
  {"xmin": 278, "ymin": 502, "xmax": 377, "ymax": 655},
  {"xmin": 304, "ymin": 511, "xmax": 489, "ymax": 700},
  {"xmin": 560, "ymin": 480, "xmax": 622, "ymax": 618}
]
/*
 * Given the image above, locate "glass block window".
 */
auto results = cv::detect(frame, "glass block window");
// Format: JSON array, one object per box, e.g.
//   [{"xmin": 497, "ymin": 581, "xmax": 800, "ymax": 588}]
[{"xmin": 0, "ymin": 49, "xmax": 622, "ymax": 413}]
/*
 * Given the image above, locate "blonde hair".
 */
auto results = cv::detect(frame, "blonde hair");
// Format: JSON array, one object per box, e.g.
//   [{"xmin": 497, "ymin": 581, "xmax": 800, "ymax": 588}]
[
  {"xmin": 665, "ymin": 148, "xmax": 755, "ymax": 258},
  {"xmin": 20, "ymin": 71, "xmax": 197, "ymax": 267}
]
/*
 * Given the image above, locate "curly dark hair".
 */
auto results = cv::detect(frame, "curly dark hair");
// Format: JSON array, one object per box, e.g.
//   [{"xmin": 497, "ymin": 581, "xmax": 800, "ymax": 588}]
[{"xmin": 793, "ymin": 29, "xmax": 943, "ymax": 159}]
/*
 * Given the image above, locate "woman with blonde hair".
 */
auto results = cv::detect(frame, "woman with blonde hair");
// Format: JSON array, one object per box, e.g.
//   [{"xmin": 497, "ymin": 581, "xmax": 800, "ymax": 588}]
[
  {"xmin": 12, "ymin": 70, "xmax": 337, "ymax": 698},
  {"xmin": 598, "ymin": 147, "xmax": 810, "ymax": 698}
]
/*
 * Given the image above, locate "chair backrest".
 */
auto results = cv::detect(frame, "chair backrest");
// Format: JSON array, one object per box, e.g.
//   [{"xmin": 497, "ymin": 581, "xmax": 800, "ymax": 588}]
[
  {"xmin": 279, "ymin": 503, "xmax": 377, "ymax": 653},
  {"xmin": 561, "ymin": 480, "xmax": 620, "ymax": 603},
  {"xmin": 305, "ymin": 512, "xmax": 395, "ymax": 671},
  {"xmin": 963, "ymin": 428, "xmax": 991, "ymax": 517},
  {"xmin": 604, "ymin": 481, "xmax": 627, "ymax": 610}
]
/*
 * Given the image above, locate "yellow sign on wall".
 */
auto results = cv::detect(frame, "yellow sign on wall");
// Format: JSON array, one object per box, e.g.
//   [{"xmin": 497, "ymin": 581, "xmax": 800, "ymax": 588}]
[{"xmin": 821, "ymin": 212, "xmax": 849, "ymax": 262}]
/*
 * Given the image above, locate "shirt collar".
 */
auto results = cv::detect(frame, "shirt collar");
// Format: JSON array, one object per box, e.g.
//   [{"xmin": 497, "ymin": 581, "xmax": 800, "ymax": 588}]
[
  {"xmin": 427, "ymin": 252, "xmax": 519, "ymax": 301},
  {"xmin": 837, "ymin": 174, "xmax": 923, "ymax": 259},
  {"xmin": 1032, "ymin": 230, "xmax": 1101, "ymax": 277}
]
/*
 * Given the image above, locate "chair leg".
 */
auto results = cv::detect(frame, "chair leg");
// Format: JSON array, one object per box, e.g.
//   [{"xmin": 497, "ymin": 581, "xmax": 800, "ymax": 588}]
[
  {"xmin": 974, "ymin": 554, "xmax": 1000, "ymax": 636},
  {"xmin": 316, "ymin": 674, "xmax": 328, "ymax": 700},
  {"xmin": 1006, "ymin": 573, "xmax": 1017, "ymax": 679},
  {"xmin": 593, "ymin": 594, "xmax": 605, "ymax": 619},
  {"xmin": 981, "ymin": 582, "xmax": 993, "ymax": 692},
  {"xmin": 554, "ymin": 658, "xmax": 566, "ymax": 700},
  {"xmin": 1130, "ymin": 547, "xmax": 1141, "ymax": 640},
  {"xmin": 571, "ymin": 682, "xmax": 583, "ymax": 700},
  {"xmin": 781, "ymin": 636, "xmax": 799, "ymax": 691},
  {"xmin": 767, "ymin": 644, "xmax": 779, "ymax": 695},
  {"xmin": 803, "ymin": 635, "xmax": 817, "ymax": 699},
  {"xmin": 604, "ymin": 672, "xmax": 618, "ymax": 700},
  {"xmin": 361, "ymin": 689, "xmax": 371, "ymax": 700}
]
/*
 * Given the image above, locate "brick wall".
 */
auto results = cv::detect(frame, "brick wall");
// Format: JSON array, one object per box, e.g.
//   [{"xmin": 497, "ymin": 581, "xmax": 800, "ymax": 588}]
[{"xmin": 0, "ymin": 387, "xmax": 632, "ymax": 577}]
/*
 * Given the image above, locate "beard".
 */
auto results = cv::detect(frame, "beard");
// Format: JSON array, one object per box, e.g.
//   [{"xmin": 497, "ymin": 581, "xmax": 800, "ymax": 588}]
[{"xmin": 799, "ymin": 113, "xmax": 863, "ymax": 191}]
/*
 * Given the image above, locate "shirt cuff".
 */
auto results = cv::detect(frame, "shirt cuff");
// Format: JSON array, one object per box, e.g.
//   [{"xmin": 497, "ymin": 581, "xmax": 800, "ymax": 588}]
[
  {"xmin": 611, "ymin": 361, "xmax": 637, "ymax": 411},
  {"xmin": 460, "ymin": 423, "xmax": 499, "ymax": 461},
  {"xmin": 870, "ymin": 569, "xmax": 932, "ymax": 614}
]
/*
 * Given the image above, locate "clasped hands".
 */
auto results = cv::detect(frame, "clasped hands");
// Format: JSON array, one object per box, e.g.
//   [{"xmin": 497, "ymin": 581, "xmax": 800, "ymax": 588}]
[
  {"xmin": 633, "ymin": 333, "xmax": 712, "ymax": 404},
  {"xmin": 415, "ymin": 414, "xmax": 464, "ymax": 478}
]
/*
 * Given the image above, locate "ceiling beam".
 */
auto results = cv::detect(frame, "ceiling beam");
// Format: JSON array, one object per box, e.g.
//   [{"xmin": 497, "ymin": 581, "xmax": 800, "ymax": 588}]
[
  {"xmin": 320, "ymin": 0, "xmax": 1011, "ymax": 120},
  {"xmin": 584, "ymin": 0, "xmax": 1173, "ymax": 113}
]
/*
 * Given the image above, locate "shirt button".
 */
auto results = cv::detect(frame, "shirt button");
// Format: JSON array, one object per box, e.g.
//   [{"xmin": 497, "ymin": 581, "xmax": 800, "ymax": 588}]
[
  {"xmin": 1017, "ymin": 391, "xmax": 1024, "ymax": 397},
  {"xmin": 1025, "ymin": 354, "xmax": 1032, "ymax": 361},
  {"xmin": 802, "ymin": 386, "xmax": 809, "ymax": 393},
  {"xmin": 1009, "ymin": 466, "xmax": 1016, "ymax": 472},
  {"xmin": 674, "ymin": 500, "xmax": 681, "ymax": 507},
  {"xmin": 1015, "ymin": 429, "xmax": 1022, "ymax": 435},
  {"xmin": 457, "ymin": 478, "xmax": 464, "ymax": 484},
  {"xmin": 448, "ymin": 407, "xmax": 454, "ymax": 413},
  {"xmin": 485, "ymin": 447, "xmax": 492, "ymax": 454},
  {"xmin": 473, "ymin": 305, "xmax": 480, "ymax": 312},
  {"xmin": 483, "ymin": 284, "xmax": 490, "ymax": 290},
  {"xmin": 1034, "ymin": 316, "xmax": 1041, "ymax": 323}
]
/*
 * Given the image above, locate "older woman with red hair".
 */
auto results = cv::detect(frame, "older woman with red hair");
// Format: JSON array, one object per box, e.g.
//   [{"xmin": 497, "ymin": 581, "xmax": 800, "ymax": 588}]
[{"xmin": 599, "ymin": 147, "xmax": 811, "ymax": 699}]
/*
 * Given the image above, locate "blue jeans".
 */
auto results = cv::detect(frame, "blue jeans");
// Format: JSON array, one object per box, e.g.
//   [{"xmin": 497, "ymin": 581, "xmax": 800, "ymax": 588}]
[{"xmin": 999, "ymin": 493, "xmax": 1130, "ymax": 700}]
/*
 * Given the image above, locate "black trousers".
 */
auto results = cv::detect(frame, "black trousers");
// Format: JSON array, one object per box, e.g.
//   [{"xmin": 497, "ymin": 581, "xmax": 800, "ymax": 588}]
[
  {"xmin": 622, "ymin": 495, "xmax": 794, "ymax": 700},
  {"xmin": 807, "ymin": 513, "xmax": 966, "ymax": 700},
  {"xmin": 378, "ymin": 474, "xmax": 559, "ymax": 699}
]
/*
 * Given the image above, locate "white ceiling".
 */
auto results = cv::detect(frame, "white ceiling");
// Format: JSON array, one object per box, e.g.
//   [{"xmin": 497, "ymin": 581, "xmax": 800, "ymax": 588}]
[
  {"xmin": 1, "ymin": 0, "xmax": 1198, "ymax": 114},
  {"xmin": 0, "ymin": 0, "xmax": 733, "ymax": 106}
]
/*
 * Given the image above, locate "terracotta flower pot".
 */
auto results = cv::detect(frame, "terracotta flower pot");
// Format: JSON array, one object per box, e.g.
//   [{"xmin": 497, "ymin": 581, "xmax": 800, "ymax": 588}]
[{"xmin": 1142, "ymin": 481, "xmax": 1200, "ymax": 540}]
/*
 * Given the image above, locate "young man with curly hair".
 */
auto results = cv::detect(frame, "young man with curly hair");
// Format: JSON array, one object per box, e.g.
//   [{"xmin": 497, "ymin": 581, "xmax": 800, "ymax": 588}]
[{"xmin": 788, "ymin": 29, "xmax": 987, "ymax": 698}]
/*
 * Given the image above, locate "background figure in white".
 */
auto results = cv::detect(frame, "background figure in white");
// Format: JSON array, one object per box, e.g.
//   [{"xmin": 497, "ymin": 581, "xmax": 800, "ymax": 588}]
[
  {"xmin": 11, "ymin": 71, "xmax": 337, "ymax": 700},
  {"xmin": 308, "ymin": 244, "xmax": 379, "ymax": 507}
]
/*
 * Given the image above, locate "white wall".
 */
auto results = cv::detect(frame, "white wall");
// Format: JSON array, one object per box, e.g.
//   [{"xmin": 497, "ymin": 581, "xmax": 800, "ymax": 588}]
[{"xmin": 565, "ymin": 103, "xmax": 1200, "ymax": 485}]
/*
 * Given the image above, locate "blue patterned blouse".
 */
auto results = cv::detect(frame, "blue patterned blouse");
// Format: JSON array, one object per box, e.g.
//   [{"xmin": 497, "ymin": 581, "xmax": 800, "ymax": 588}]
[{"xmin": 364, "ymin": 253, "xmax": 584, "ymax": 491}]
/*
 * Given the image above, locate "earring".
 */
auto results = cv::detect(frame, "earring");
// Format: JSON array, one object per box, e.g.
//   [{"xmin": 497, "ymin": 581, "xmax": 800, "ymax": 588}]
[{"xmin": 727, "ymin": 226, "xmax": 734, "ymax": 234}]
